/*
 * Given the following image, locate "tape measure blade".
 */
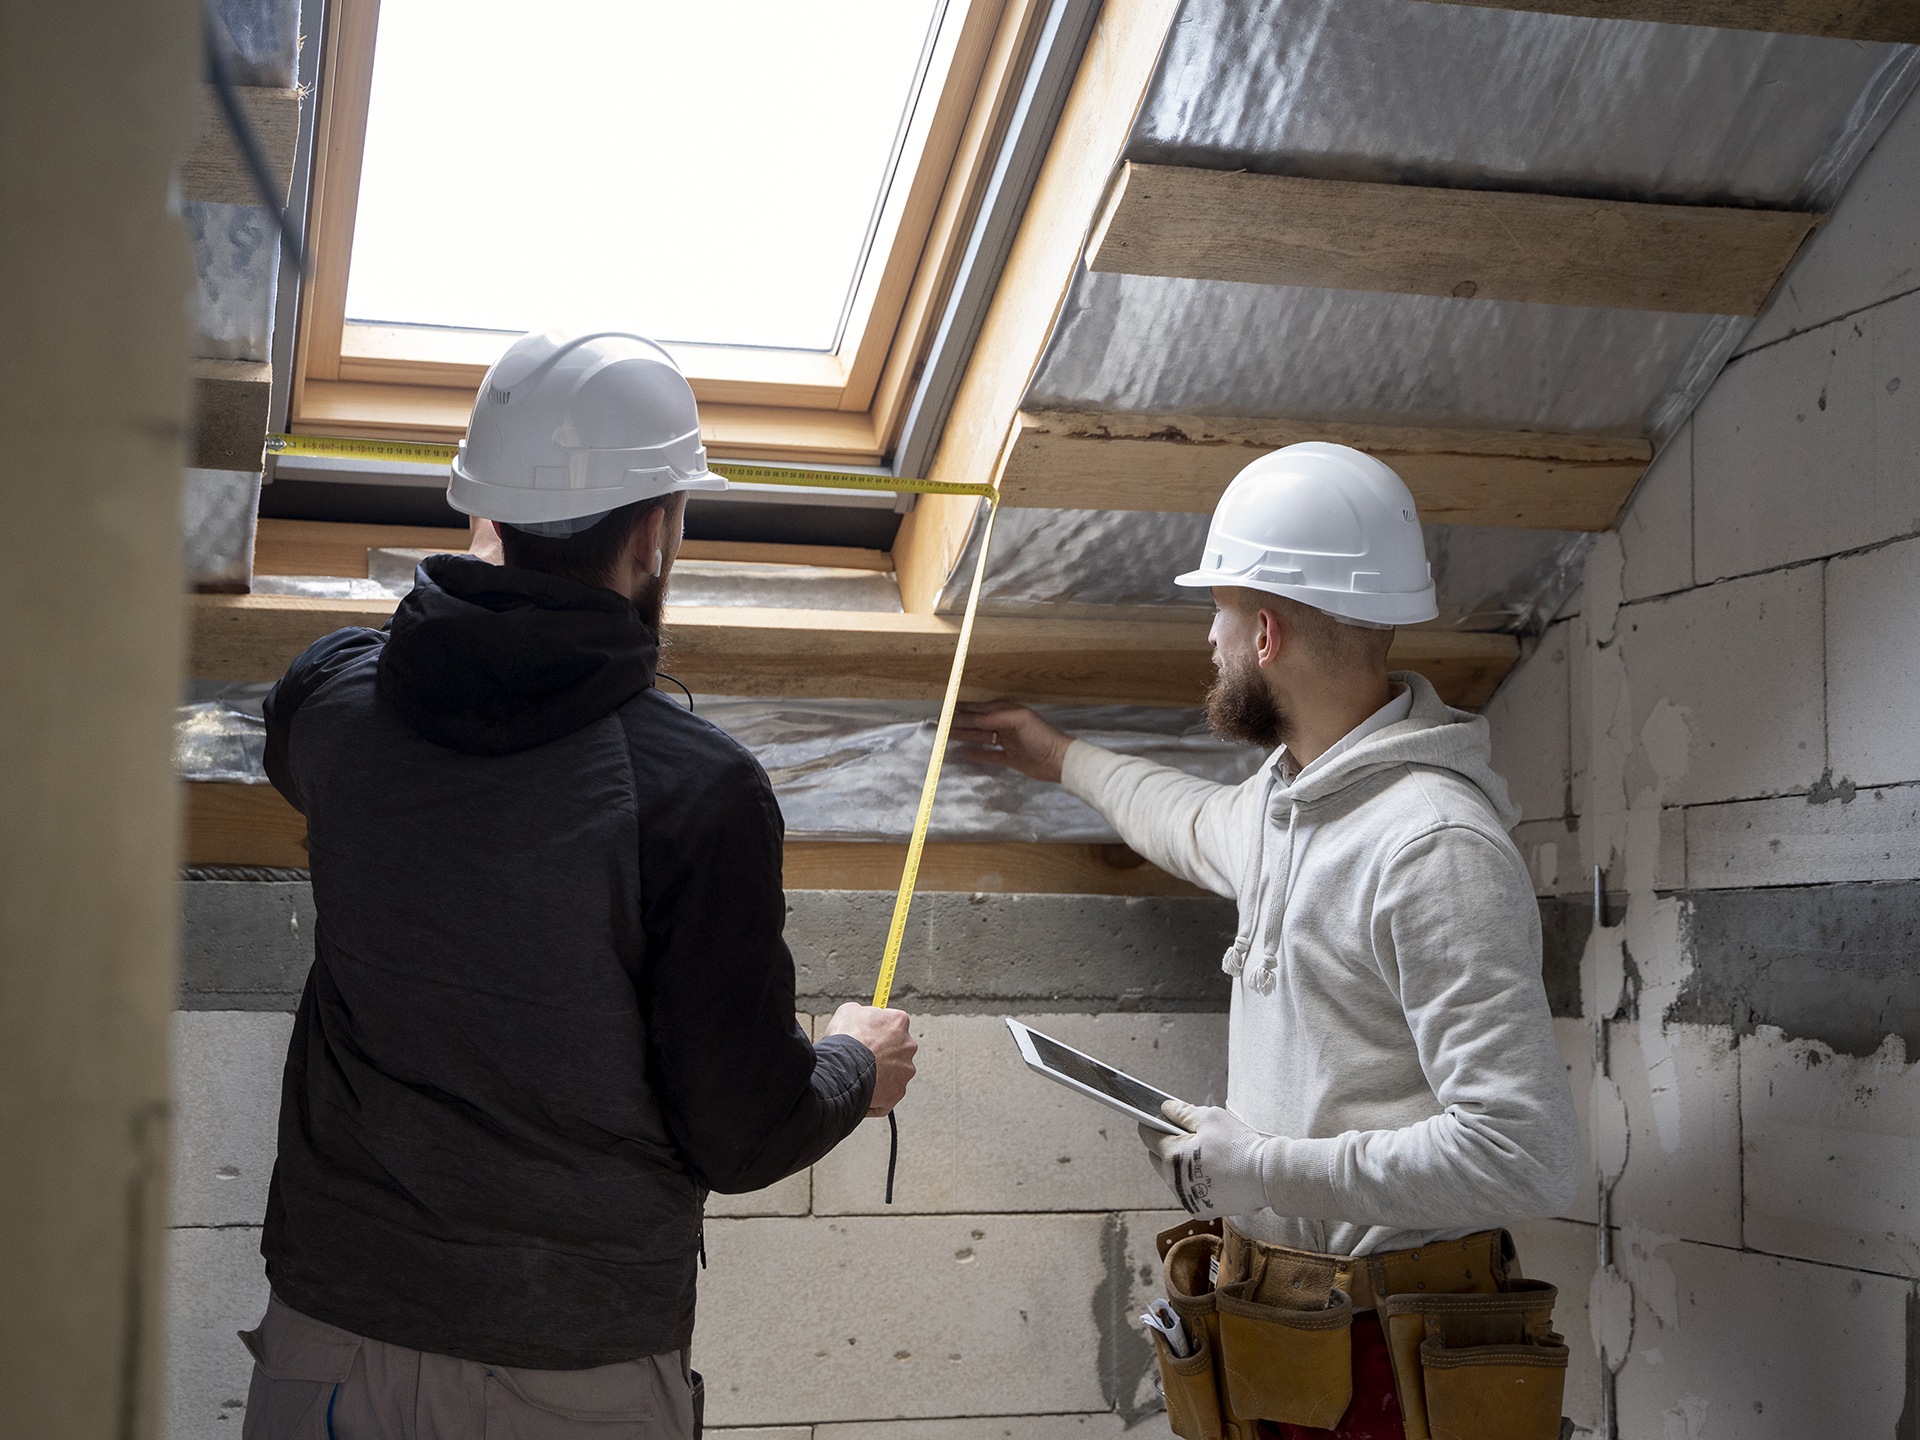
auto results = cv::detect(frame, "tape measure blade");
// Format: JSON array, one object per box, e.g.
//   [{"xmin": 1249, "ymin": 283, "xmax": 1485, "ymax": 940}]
[{"xmin": 870, "ymin": 497, "xmax": 999, "ymax": 1009}]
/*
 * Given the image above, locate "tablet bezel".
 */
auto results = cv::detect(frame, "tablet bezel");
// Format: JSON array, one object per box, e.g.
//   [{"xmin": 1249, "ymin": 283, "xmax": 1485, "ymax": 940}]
[{"xmin": 1005, "ymin": 1017, "xmax": 1188, "ymax": 1136}]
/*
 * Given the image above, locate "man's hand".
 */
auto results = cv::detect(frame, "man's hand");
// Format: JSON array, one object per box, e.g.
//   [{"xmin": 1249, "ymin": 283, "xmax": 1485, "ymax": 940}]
[
  {"xmin": 951, "ymin": 701, "xmax": 1074, "ymax": 784},
  {"xmin": 825, "ymin": 1004, "xmax": 918, "ymax": 1116},
  {"xmin": 1139, "ymin": 1100, "xmax": 1274, "ymax": 1220}
]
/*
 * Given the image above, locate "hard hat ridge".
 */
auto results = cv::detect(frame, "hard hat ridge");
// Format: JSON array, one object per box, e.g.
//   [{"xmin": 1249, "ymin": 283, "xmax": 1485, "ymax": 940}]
[
  {"xmin": 1174, "ymin": 442, "xmax": 1439, "ymax": 626},
  {"xmin": 448, "ymin": 328, "xmax": 728, "ymax": 535}
]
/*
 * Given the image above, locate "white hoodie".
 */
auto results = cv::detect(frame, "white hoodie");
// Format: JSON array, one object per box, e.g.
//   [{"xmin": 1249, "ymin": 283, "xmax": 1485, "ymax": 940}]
[{"xmin": 1062, "ymin": 672, "xmax": 1579, "ymax": 1256}]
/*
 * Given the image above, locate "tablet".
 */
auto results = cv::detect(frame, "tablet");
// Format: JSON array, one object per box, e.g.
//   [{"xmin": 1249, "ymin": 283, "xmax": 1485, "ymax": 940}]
[{"xmin": 1005, "ymin": 1018, "xmax": 1191, "ymax": 1136}]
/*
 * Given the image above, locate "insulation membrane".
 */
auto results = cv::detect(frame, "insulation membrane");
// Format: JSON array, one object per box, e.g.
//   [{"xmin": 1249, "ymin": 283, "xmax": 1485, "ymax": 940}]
[{"xmin": 175, "ymin": 687, "xmax": 1265, "ymax": 844}]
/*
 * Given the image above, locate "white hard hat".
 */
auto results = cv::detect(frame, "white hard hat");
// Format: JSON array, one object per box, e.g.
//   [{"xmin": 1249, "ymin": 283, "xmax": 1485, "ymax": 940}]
[
  {"xmin": 448, "ymin": 329, "xmax": 727, "ymax": 536},
  {"xmin": 1174, "ymin": 442, "xmax": 1438, "ymax": 626}
]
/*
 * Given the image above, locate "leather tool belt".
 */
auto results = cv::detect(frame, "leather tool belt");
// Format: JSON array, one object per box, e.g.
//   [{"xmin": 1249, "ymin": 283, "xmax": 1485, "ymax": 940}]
[{"xmin": 1151, "ymin": 1218, "xmax": 1569, "ymax": 1440}]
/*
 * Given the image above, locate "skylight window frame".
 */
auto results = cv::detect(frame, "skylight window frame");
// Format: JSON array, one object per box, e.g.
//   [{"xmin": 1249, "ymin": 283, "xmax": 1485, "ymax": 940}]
[{"xmin": 291, "ymin": 0, "xmax": 1041, "ymax": 465}]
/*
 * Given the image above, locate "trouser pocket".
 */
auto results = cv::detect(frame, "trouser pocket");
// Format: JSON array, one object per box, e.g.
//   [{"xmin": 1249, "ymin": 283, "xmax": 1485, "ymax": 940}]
[
  {"xmin": 1379, "ymin": 1279, "xmax": 1565, "ymax": 1440},
  {"xmin": 1155, "ymin": 1226, "xmax": 1227, "ymax": 1440},
  {"xmin": 1213, "ymin": 1282, "xmax": 1353, "ymax": 1429},
  {"xmin": 239, "ymin": 1296, "xmax": 362, "ymax": 1440}
]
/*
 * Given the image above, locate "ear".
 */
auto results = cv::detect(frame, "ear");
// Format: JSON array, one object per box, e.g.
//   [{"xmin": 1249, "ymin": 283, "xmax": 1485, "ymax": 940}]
[
  {"xmin": 1253, "ymin": 605, "xmax": 1287, "ymax": 668},
  {"xmin": 634, "ymin": 504, "xmax": 669, "ymax": 576}
]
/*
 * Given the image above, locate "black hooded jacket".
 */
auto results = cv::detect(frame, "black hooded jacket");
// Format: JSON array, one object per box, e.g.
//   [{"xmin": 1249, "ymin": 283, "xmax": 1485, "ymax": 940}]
[{"xmin": 260, "ymin": 554, "xmax": 874, "ymax": 1368}]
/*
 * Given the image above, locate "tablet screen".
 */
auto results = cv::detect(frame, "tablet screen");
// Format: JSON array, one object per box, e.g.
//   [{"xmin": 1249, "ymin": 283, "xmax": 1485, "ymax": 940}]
[{"xmin": 1026, "ymin": 1029, "xmax": 1174, "ymax": 1119}]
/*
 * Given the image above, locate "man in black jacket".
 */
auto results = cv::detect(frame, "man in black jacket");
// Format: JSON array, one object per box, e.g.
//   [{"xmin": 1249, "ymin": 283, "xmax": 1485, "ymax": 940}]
[{"xmin": 241, "ymin": 331, "xmax": 916, "ymax": 1439}]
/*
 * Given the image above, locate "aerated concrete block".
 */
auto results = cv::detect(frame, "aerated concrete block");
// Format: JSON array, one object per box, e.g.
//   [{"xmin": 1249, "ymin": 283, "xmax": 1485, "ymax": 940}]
[
  {"xmin": 1741, "ymin": 1026, "xmax": 1920, "ymax": 1277},
  {"xmin": 1742, "ymin": 94, "xmax": 1920, "ymax": 353},
  {"xmin": 1611, "ymin": 1234, "xmax": 1909, "ymax": 1438},
  {"xmin": 812, "ymin": 1014, "xmax": 1228, "ymax": 1216},
  {"xmin": 1514, "ymin": 819, "xmax": 1582, "ymax": 897},
  {"xmin": 1505, "ymin": 1218, "xmax": 1599, "ymax": 1436},
  {"xmin": 172, "ymin": 1011, "xmax": 293, "ymax": 1227},
  {"xmin": 180, "ymin": 880, "xmax": 315, "ymax": 1009},
  {"xmin": 1613, "ymin": 566, "xmax": 1825, "ymax": 807},
  {"xmin": 1827, "ymin": 533, "xmax": 1920, "ymax": 790},
  {"xmin": 1605, "ymin": 1022, "xmax": 1742, "ymax": 1249},
  {"xmin": 165, "ymin": 1226, "xmax": 268, "ymax": 1440},
  {"xmin": 1617, "ymin": 424, "xmax": 1693, "ymax": 603},
  {"xmin": 1695, "ymin": 288, "xmax": 1920, "ymax": 582},
  {"xmin": 1483, "ymin": 620, "xmax": 1571, "ymax": 824},
  {"xmin": 1685, "ymin": 783, "xmax": 1920, "ymax": 889},
  {"xmin": 693, "ymin": 1213, "xmax": 1117, "ymax": 1427}
]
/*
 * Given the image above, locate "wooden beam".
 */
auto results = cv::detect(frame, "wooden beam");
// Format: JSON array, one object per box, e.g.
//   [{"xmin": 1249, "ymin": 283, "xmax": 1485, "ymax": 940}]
[
  {"xmin": 189, "ymin": 359, "xmax": 272, "ymax": 471},
  {"xmin": 178, "ymin": 85, "xmax": 301, "ymax": 207},
  {"xmin": 899, "ymin": 0, "xmax": 1182, "ymax": 611},
  {"xmin": 182, "ymin": 782, "xmax": 1204, "ymax": 894},
  {"xmin": 188, "ymin": 593, "xmax": 1518, "ymax": 708},
  {"xmin": 1003, "ymin": 409, "xmax": 1651, "ymax": 531},
  {"xmin": 1412, "ymin": 0, "xmax": 1920, "ymax": 43},
  {"xmin": 1087, "ymin": 163, "xmax": 1818, "ymax": 317}
]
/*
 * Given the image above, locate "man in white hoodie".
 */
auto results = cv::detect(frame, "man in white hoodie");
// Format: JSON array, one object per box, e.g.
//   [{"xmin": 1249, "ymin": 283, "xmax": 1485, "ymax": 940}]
[{"xmin": 956, "ymin": 444, "xmax": 1578, "ymax": 1440}]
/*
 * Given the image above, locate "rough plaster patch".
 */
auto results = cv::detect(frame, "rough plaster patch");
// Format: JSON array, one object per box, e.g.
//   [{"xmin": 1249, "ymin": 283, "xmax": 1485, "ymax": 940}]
[{"xmin": 1639, "ymin": 701, "xmax": 1692, "ymax": 797}]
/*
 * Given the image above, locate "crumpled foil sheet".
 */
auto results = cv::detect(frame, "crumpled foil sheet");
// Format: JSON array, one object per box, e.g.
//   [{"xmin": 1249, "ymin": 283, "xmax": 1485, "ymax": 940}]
[
  {"xmin": 211, "ymin": 0, "xmax": 299, "ymax": 86},
  {"xmin": 184, "ymin": 468, "xmax": 262, "ymax": 592},
  {"xmin": 183, "ymin": 201, "xmax": 281, "ymax": 363},
  {"xmin": 175, "ymin": 685, "xmax": 1264, "ymax": 843},
  {"xmin": 939, "ymin": 505, "xmax": 1589, "ymax": 635}
]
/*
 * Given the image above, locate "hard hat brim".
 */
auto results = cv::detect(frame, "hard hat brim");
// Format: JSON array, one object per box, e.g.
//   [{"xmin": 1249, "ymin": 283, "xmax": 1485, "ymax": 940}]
[{"xmin": 1175, "ymin": 566, "xmax": 1439, "ymax": 625}]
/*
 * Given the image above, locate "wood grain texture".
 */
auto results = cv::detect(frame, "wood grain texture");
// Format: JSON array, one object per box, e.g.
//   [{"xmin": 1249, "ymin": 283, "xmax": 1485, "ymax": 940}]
[
  {"xmin": 178, "ymin": 85, "xmax": 300, "ymax": 207},
  {"xmin": 182, "ymin": 783, "xmax": 1201, "ymax": 893},
  {"xmin": 189, "ymin": 594, "xmax": 1516, "ymax": 708},
  {"xmin": 1004, "ymin": 409, "xmax": 1649, "ymax": 530},
  {"xmin": 1417, "ymin": 0, "xmax": 1920, "ymax": 42},
  {"xmin": 1088, "ymin": 163, "xmax": 1819, "ymax": 316},
  {"xmin": 190, "ymin": 359, "xmax": 272, "ymax": 471}
]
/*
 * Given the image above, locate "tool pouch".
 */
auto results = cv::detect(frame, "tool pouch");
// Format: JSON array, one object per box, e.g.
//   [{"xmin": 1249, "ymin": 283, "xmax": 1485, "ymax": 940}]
[
  {"xmin": 1213, "ymin": 1279, "xmax": 1353, "ymax": 1429},
  {"xmin": 1155, "ymin": 1224, "xmax": 1227, "ymax": 1440},
  {"xmin": 1379, "ymin": 1279, "xmax": 1568, "ymax": 1440}
]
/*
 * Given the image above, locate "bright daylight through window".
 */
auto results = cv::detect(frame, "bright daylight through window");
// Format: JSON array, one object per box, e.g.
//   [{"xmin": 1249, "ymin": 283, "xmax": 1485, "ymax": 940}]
[{"xmin": 346, "ymin": 1, "xmax": 945, "ymax": 354}]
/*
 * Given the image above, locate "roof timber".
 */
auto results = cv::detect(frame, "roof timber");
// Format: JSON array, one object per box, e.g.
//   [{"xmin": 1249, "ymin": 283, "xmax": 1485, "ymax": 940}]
[
  {"xmin": 190, "ymin": 594, "xmax": 1519, "ymax": 709},
  {"xmin": 1004, "ymin": 409, "xmax": 1650, "ymax": 530},
  {"xmin": 1087, "ymin": 163, "xmax": 1819, "ymax": 317},
  {"xmin": 183, "ymin": 782, "xmax": 1208, "ymax": 895},
  {"xmin": 1410, "ymin": 0, "xmax": 1920, "ymax": 44}
]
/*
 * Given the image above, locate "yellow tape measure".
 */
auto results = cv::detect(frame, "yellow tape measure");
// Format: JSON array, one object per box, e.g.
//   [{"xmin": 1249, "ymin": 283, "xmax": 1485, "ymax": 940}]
[
  {"xmin": 264, "ymin": 434, "xmax": 996, "ymax": 499},
  {"xmin": 870, "ymin": 495, "xmax": 999, "ymax": 1010}
]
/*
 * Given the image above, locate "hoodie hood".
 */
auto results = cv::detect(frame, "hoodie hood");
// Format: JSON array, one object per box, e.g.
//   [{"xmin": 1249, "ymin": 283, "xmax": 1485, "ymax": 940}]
[
  {"xmin": 1223, "ymin": 671, "xmax": 1518, "ymax": 995},
  {"xmin": 1271, "ymin": 671, "xmax": 1519, "ymax": 828},
  {"xmin": 377, "ymin": 554, "xmax": 659, "ymax": 756}
]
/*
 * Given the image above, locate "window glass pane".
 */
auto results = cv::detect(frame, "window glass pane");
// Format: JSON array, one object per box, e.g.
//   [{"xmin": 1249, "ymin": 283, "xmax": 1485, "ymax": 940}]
[{"xmin": 345, "ymin": 0, "xmax": 944, "ymax": 352}]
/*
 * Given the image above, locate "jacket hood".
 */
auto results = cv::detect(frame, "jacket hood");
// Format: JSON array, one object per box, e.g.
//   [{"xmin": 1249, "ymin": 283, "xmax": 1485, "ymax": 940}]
[
  {"xmin": 1271, "ymin": 671, "xmax": 1520, "ymax": 829},
  {"xmin": 377, "ymin": 554, "xmax": 659, "ymax": 755}
]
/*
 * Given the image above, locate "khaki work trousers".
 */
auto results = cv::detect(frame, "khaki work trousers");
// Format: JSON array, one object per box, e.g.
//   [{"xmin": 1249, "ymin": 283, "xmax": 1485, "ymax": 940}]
[{"xmin": 240, "ymin": 1295, "xmax": 700, "ymax": 1440}]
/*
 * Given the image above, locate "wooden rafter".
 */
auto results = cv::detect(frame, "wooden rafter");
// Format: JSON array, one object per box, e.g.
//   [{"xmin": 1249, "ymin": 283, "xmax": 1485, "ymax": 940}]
[
  {"xmin": 183, "ymin": 781, "xmax": 1206, "ymax": 894},
  {"xmin": 1412, "ymin": 0, "xmax": 1920, "ymax": 43},
  {"xmin": 190, "ymin": 593, "xmax": 1518, "ymax": 709},
  {"xmin": 1002, "ymin": 409, "xmax": 1652, "ymax": 531},
  {"xmin": 1087, "ymin": 163, "xmax": 1819, "ymax": 316}
]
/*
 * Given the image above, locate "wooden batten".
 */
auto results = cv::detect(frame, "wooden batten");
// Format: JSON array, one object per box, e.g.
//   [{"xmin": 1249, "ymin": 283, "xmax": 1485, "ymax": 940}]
[
  {"xmin": 177, "ymin": 85, "xmax": 302, "ymax": 207},
  {"xmin": 1003, "ymin": 409, "xmax": 1651, "ymax": 531},
  {"xmin": 189, "ymin": 359, "xmax": 273, "ymax": 471},
  {"xmin": 1087, "ymin": 163, "xmax": 1819, "ymax": 317},
  {"xmin": 189, "ymin": 593, "xmax": 1517, "ymax": 709},
  {"xmin": 1412, "ymin": 0, "xmax": 1920, "ymax": 43},
  {"xmin": 182, "ymin": 781, "xmax": 1202, "ymax": 894}
]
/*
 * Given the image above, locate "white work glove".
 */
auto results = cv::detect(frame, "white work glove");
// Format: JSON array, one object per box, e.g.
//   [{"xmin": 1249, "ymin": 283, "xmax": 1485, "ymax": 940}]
[{"xmin": 1139, "ymin": 1100, "xmax": 1275, "ymax": 1220}]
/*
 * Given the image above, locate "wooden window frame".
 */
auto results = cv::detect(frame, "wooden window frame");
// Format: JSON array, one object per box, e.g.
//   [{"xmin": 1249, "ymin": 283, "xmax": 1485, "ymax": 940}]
[{"xmin": 292, "ymin": 0, "xmax": 1048, "ymax": 465}]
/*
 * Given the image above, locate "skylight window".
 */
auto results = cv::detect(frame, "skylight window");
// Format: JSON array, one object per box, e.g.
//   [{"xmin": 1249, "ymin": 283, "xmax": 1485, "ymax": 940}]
[{"xmin": 345, "ymin": 0, "xmax": 944, "ymax": 353}]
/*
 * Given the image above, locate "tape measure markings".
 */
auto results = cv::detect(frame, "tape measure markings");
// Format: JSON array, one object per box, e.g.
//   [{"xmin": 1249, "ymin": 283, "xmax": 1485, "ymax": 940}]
[{"xmin": 265, "ymin": 433, "xmax": 994, "ymax": 499}]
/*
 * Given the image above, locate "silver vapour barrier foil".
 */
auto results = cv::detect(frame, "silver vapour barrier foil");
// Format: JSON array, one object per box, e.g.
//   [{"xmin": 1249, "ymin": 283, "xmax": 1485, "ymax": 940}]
[
  {"xmin": 980, "ymin": 0, "xmax": 1919, "ymax": 624},
  {"xmin": 176, "ymin": 685, "xmax": 1264, "ymax": 845},
  {"xmin": 938, "ymin": 506, "xmax": 1590, "ymax": 634}
]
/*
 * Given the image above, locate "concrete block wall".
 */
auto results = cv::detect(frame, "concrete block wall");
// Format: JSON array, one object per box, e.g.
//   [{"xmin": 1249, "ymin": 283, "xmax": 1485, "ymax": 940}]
[
  {"xmin": 164, "ymin": 883, "xmax": 1236, "ymax": 1438},
  {"xmin": 1483, "ymin": 90, "xmax": 1920, "ymax": 1439}
]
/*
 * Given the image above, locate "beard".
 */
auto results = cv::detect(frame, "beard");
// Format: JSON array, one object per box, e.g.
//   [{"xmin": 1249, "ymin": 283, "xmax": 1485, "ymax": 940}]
[
  {"xmin": 633, "ymin": 573, "xmax": 667, "ymax": 636},
  {"xmin": 1205, "ymin": 651, "xmax": 1289, "ymax": 750}
]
